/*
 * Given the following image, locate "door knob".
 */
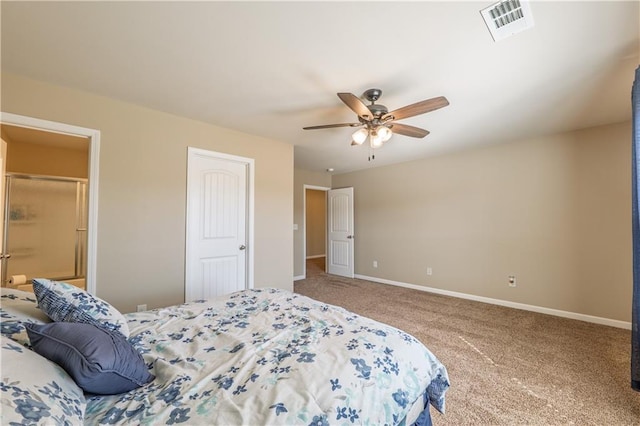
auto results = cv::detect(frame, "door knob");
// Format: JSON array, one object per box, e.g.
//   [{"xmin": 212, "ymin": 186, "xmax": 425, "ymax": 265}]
[
  {"xmin": 347, "ymin": 235, "xmax": 354, "ymax": 239},
  {"xmin": 239, "ymin": 245, "xmax": 246, "ymax": 250}
]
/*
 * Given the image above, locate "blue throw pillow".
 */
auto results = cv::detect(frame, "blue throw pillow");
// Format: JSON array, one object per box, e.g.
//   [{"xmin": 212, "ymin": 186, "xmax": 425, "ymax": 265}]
[
  {"xmin": 25, "ymin": 322, "xmax": 154, "ymax": 395},
  {"xmin": 32, "ymin": 278, "xmax": 130, "ymax": 337}
]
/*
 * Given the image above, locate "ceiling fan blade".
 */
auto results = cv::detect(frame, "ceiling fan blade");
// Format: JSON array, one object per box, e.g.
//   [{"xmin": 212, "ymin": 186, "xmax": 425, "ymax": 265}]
[
  {"xmin": 389, "ymin": 123, "xmax": 430, "ymax": 138},
  {"xmin": 383, "ymin": 96, "xmax": 449, "ymax": 121},
  {"xmin": 337, "ymin": 93, "xmax": 373, "ymax": 120},
  {"xmin": 303, "ymin": 123, "xmax": 361, "ymax": 130}
]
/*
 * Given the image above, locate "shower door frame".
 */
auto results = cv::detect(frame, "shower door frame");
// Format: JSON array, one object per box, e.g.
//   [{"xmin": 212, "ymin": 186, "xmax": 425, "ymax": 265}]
[
  {"xmin": 0, "ymin": 112, "xmax": 100, "ymax": 294},
  {"xmin": 3, "ymin": 173, "xmax": 88, "ymax": 285}
]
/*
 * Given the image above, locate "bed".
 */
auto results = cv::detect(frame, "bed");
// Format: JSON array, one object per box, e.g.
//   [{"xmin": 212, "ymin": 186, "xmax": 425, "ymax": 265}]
[{"xmin": 1, "ymin": 282, "xmax": 449, "ymax": 425}]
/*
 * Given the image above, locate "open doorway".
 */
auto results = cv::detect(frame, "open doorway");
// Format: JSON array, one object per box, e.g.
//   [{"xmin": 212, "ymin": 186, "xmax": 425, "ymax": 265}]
[
  {"xmin": 0, "ymin": 113, "xmax": 100, "ymax": 294},
  {"xmin": 0, "ymin": 124, "xmax": 89, "ymax": 291},
  {"xmin": 303, "ymin": 185, "xmax": 329, "ymax": 279}
]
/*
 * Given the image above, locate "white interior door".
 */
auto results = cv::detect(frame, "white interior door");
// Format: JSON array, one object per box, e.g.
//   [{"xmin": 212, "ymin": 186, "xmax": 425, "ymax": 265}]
[
  {"xmin": 185, "ymin": 148, "xmax": 253, "ymax": 301},
  {"xmin": 327, "ymin": 187, "xmax": 354, "ymax": 278}
]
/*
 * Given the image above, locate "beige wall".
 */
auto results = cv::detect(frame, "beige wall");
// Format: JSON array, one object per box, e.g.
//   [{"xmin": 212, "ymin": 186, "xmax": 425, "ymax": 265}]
[
  {"xmin": 332, "ymin": 121, "xmax": 632, "ymax": 322},
  {"xmin": 293, "ymin": 168, "xmax": 331, "ymax": 277},
  {"xmin": 5, "ymin": 140, "xmax": 88, "ymax": 178},
  {"xmin": 305, "ymin": 189, "xmax": 326, "ymax": 258},
  {"xmin": 2, "ymin": 73, "xmax": 294, "ymax": 313}
]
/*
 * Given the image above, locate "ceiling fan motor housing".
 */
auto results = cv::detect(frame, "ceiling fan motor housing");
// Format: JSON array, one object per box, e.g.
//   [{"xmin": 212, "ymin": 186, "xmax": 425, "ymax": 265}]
[{"xmin": 367, "ymin": 103, "xmax": 388, "ymax": 118}]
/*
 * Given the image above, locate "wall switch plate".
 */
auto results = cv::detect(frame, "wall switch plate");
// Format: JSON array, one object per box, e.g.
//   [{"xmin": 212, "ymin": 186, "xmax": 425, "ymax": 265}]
[
  {"xmin": 136, "ymin": 304, "xmax": 147, "ymax": 312},
  {"xmin": 373, "ymin": 260, "xmax": 378, "ymax": 268},
  {"xmin": 427, "ymin": 267, "xmax": 433, "ymax": 276},
  {"xmin": 293, "ymin": 224, "xmax": 298, "ymax": 230}
]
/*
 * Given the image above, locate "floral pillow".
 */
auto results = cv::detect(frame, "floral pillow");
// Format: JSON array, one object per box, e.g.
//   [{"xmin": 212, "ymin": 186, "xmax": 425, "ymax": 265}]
[
  {"xmin": 0, "ymin": 335, "xmax": 86, "ymax": 425},
  {"xmin": 32, "ymin": 278, "xmax": 130, "ymax": 338},
  {"xmin": 1, "ymin": 287, "xmax": 51, "ymax": 347}
]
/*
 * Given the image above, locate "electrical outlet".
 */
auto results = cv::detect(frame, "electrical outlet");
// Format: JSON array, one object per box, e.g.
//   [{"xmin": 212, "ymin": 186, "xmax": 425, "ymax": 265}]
[
  {"xmin": 427, "ymin": 267, "xmax": 433, "ymax": 276},
  {"xmin": 373, "ymin": 260, "xmax": 378, "ymax": 268},
  {"xmin": 508, "ymin": 276, "xmax": 516, "ymax": 287},
  {"xmin": 136, "ymin": 304, "xmax": 147, "ymax": 312}
]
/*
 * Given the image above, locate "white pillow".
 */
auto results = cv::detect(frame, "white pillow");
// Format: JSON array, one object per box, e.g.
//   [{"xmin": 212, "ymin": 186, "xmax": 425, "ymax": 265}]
[
  {"xmin": 1, "ymin": 287, "xmax": 51, "ymax": 346},
  {"xmin": 0, "ymin": 335, "xmax": 86, "ymax": 425}
]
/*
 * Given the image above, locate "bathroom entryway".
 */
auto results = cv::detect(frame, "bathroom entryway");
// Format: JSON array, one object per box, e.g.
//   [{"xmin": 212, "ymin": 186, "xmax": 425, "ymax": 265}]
[{"xmin": 0, "ymin": 123, "xmax": 90, "ymax": 291}]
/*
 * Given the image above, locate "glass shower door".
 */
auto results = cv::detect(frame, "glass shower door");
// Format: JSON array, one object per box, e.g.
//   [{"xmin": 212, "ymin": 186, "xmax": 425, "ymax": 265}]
[{"xmin": 4, "ymin": 175, "xmax": 87, "ymax": 283}]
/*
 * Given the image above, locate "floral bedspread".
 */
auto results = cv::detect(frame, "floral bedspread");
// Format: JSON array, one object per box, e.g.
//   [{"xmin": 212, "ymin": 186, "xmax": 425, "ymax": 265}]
[{"xmin": 85, "ymin": 288, "xmax": 449, "ymax": 425}]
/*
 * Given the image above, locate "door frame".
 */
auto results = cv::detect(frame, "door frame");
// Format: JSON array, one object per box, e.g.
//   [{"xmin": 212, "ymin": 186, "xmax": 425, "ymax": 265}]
[
  {"xmin": 0, "ymin": 112, "xmax": 100, "ymax": 294},
  {"xmin": 0, "ymin": 139, "xmax": 6, "ymax": 285},
  {"xmin": 185, "ymin": 147, "xmax": 255, "ymax": 299},
  {"xmin": 302, "ymin": 184, "xmax": 330, "ymax": 278}
]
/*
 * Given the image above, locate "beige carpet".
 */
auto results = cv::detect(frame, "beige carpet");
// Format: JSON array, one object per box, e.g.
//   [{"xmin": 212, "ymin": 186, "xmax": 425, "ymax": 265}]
[{"xmin": 295, "ymin": 258, "xmax": 640, "ymax": 425}]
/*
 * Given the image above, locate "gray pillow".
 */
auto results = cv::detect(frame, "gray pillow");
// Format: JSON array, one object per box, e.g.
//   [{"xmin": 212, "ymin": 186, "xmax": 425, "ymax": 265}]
[{"xmin": 25, "ymin": 322, "xmax": 154, "ymax": 395}]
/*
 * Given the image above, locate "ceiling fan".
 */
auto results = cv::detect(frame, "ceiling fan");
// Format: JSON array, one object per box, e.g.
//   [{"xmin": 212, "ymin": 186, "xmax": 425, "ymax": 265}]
[{"xmin": 303, "ymin": 88, "xmax": 449, "ymax": 153}]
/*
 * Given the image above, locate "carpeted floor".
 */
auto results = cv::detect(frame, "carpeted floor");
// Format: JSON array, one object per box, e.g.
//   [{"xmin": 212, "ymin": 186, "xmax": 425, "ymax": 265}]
[{"xmin": 295, "ymin": 258, "xmax": 640, "ymax": 425}]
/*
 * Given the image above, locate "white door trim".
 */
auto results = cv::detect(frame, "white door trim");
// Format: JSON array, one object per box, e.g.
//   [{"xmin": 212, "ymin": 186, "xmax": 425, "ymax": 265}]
[
  {"xmin": 0, "ymin": 139, "xmax": 6, "ymax": 287},
  {"xmin": 185, "ymin": 147, "xmax": 254, "ymax": 299},
  {"xmin": 0, "ymin": 112, "xmax": 100, "ymax": 294},
  {"xmin": 302, "ymin": 184, "xmax": 330, "ymax": 279}
]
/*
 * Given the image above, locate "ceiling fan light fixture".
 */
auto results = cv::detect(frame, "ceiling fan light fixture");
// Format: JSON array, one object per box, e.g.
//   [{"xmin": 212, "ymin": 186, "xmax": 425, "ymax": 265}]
[
  {"xmin": 370, "ymin": 131, "xmax": 384, "ymax": 149},
  {"xmin": 377, "ymin": 126, "xmax": 392, "ymax": 142},
  {"xmin": 351, "ymin": 128, "xmax": 368, "ymax": 145}
]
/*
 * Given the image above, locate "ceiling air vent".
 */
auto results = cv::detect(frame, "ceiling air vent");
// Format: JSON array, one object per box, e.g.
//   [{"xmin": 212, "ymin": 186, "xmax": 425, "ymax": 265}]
[{"xmin": 481, "ymin": 0, "xmax": 534, "ymax": 42}]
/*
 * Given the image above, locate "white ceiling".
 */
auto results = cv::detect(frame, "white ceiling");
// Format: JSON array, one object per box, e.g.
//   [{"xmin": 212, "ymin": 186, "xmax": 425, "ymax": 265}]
[{"xmin": 2, "ymin": 1, "xmax": 638, "ymax": 174}]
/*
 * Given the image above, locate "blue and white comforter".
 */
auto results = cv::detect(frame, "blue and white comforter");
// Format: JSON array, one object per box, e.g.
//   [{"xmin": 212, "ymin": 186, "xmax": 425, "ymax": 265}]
[{"xmin": 85, "ymin": 288, "xmax": 449, "ymax": 425}]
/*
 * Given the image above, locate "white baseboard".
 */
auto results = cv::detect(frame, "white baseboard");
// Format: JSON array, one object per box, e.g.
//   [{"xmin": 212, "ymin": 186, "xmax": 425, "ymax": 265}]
[
  {"xmin": 354, "ymin": 274, "xmax": 631, "ymax": 330},
  {"xmin": 293, "ymin": 275, "xmax": 305, "ymax": 281},
  {"xmin": 306, "ymin": 255, "xmax": 326, "ymax": 259}
]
